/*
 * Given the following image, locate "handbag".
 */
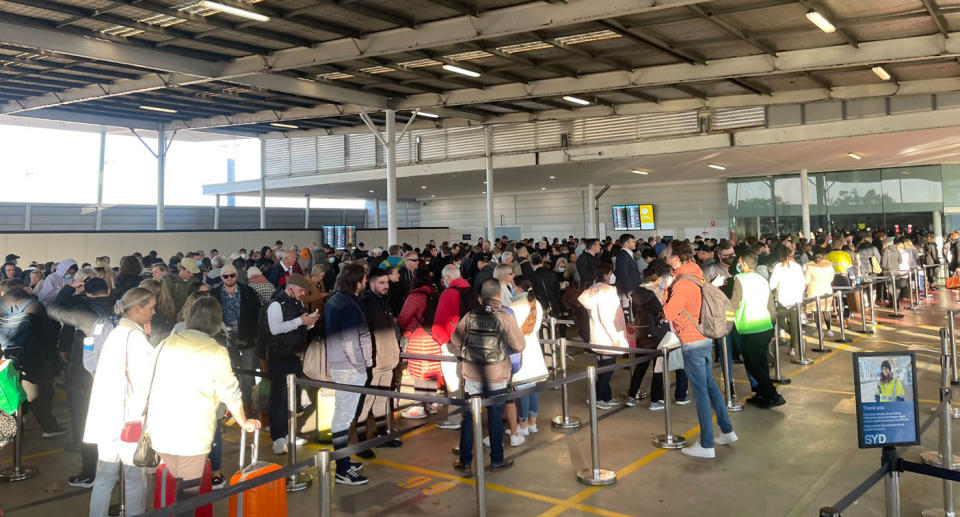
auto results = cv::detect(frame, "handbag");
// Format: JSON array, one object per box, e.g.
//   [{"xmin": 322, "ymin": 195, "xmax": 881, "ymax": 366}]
[
  {"xmin": 870, "ymin": 256, "xmax": 882, "ymax": 275},
  {"xmin": 947, "ymin": 275, "xmax": 960, "ymax": 290},
  {"xmin": 653, "ymin": 331, "xmax": 683, "ymax": 373},
  {"xmin": 133, "ymin": 341, "xmax": 165, "ymax": 469}
]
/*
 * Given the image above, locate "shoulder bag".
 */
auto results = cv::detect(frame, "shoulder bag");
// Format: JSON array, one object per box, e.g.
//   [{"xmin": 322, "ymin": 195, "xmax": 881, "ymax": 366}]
[{"xmin": 133, "ymin": 339, "xmax": 165, "ymax": 468}]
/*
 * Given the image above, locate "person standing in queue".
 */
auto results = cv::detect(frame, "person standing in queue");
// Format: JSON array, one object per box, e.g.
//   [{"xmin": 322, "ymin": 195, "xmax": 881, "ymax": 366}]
[
  {"xmin": 265, "ymin": 274, "xmax": 319, "ymax": 456},
  {"xmin": 324, "ymin": 264, "xmax": 373, "ymax": 485},
  {"xmin": 450, "ymin": 279, "xmax": 525, "ymax": 476}
]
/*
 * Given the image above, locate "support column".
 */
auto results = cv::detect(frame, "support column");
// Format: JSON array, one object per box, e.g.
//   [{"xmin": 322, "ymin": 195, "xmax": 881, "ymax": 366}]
[
  {"xmin": 485, "ymin": 125, "xmax": 494, "ymax": 244},
  {"xmin": 375, "ymin": 199, "xmax": 381, "ymax": 228},
  {"xmin": 587, "ymin": 183, "xmax": 596, "ymax": 238},
  {"xmin": 23, "ymin": 205, "xmax": 31, "ymax": 231},
  {"xmin": 304, "ymin": 194, "xmax": 311, "ymax": 229},
  {"xmin": 386, "ymin": 110, "xmax": 398, "ymax": 247},
  {"xmin": 95, "ymin": 127, "xmax": 105, "ymax": 231},
  {"xmin": 156, "ymin": 123, "xmax": 166, "ymax": 231},
  {"xmin": 800, "ymin": 168, "xmax": 811, "ymax": 238},
  {"xmin": 259, "ymin": 137, "xmax": 267, "ymax": 230},
  {"xmin": 214, "ymin": 194, "xmax": 221, "ymax": 230}
]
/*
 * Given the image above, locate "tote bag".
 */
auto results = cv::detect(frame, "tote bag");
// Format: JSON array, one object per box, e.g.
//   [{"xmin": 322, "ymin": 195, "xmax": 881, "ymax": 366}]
[{"xmin": 653, "ymin": 331, "xmax": 684, "ymax": 373}]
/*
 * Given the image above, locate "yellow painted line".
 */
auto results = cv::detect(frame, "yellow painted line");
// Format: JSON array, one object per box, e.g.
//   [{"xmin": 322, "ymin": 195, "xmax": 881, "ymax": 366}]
[
  {"xmin": 369, "ymin": 457, "xmax": 634, "ymax": 517},
  {"xmin": 401, "ymin": 424, "xmax": 437, "ymax": 440},
  {"xmin": 0, "ymin": 448, "xmax": 63, "ymax": 466}
]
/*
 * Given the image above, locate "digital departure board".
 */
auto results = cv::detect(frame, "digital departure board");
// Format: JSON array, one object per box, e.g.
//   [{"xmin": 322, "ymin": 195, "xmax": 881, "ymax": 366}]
[
  {"xmin": 323, "ymin": 225, "xmax": 357, "ymax": 249},
  {"xmin": 612, "ymin": 204, "xmax": 655, "ymax": 231}
]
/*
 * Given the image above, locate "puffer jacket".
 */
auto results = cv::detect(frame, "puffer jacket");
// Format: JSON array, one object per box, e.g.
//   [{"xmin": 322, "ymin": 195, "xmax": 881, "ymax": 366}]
[{"xmin": 577, "ymin": 281, "xmax": 628, "ymax": 355}]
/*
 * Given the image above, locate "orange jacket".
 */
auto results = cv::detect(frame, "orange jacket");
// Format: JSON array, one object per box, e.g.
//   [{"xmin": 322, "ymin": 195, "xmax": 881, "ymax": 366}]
[{"xmin": 663, "ymin": 261, "xmax": 708, "ymax": 344}]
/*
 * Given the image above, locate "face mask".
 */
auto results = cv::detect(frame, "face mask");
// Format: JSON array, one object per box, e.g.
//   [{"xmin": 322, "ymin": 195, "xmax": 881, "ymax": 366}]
[
  {"xmin": 63, "ymin": 274, "xmax": 73, "ymax": 281},
  {"xmin": 196, "ymin": 260, "xmax": 203, "ymax": 267},
  {"xmin": 556, "ymin": 266, "xmax": 565, "ymax": 273},
  {"xmin": 735, "ymin": 263, "xmax": 743, "ymax": 273},
  {"xmin": 328, "ymin": 257, "xmax": 336, "ymax": 263},
  {"xmin": 608, "ymin": 273, "xmax": 616, "ymax": 285},
  {"xmin": 720, "ymin": 255, "xmax": 736, "ymax": 266},
  {"xmin": 239, "ymin": 253, "xmax": 246, "ymax": 259}
]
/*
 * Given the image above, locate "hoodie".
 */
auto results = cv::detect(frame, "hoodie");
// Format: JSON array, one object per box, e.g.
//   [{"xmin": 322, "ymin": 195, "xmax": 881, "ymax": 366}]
[
  {"xmin": 38, "ymin": 259, "xmax": 76, "ymax": 306},
  {"xmin": 663, "ymin": 261, "xmax": 708, "ymax": 344}
]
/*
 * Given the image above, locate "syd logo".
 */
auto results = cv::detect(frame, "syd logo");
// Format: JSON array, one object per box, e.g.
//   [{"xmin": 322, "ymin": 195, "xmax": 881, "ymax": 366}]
[{"xmin": 864, "ymin": 433, "xmax": 888, "ymax": 445}]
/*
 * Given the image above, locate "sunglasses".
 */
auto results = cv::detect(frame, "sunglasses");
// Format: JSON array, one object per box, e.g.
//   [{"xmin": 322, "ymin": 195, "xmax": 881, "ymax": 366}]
[{"xmin": 222, "ymin": 274, "xmax": 237, "ymax": 279}]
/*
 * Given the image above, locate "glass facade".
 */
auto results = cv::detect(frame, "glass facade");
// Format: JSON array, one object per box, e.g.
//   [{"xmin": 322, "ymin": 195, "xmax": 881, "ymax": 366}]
[{"xmin": 728, "ymin": 165, "xmax": 952, "ymax": 238}]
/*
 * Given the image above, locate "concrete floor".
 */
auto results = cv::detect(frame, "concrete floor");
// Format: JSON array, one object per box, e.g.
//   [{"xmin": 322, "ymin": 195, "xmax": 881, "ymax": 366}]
[{"xmin": 3, "ymin": 290, "xmax": 960, "ymax": 517}]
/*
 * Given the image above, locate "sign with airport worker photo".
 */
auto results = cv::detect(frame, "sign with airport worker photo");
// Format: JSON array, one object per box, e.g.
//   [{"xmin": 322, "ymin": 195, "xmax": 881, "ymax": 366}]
[{"xmin": 853, "ymin": 352, "xmax": 920, "ymax": 448}]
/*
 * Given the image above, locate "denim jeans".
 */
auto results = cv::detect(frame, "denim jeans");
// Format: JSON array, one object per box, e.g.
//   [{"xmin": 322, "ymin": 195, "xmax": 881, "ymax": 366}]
[
  {"xmin": 88, "ymin": 460, "xmax": 147, "ymax": 517},
  {"xmin": 515, "ymin": 383, "xmax": 538, "ymax": 420},
  {"xmin": 595, "ymin": 356, "xmax": 617, "ymax": 402},
  {"xmin": 460, "ymin": 380, "xmax": 508, "ymax": 467},
  {"xmin": 229, "ymin": 346, "xmax": 258, "ymax": 414},
  {"xmin": 330, "ymin": 368, "xmax": 367, "ymax": 473},
  {"xmin": 207, "ymin": 420, "xmax": 222, "ymax": 472},
  {"xmin": 681, "ymin": 339, "xmax": 733, "ymax": 448}
]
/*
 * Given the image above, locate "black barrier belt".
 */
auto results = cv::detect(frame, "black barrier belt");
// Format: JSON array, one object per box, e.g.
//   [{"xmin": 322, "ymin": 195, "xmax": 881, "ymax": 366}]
[
  {"xmin": 330, "ymin": 405, "xmax": 467, "ymax": 461},
  {"xmin": 917, "ymin": 398, "xmax": 947, "ymax": 436},
  {"xmin": 828, "ymin": 463, "xmax": 890, "ymax": 513},
  {"xmin": 560, "ymin": 340, "xmax": 662, "ymax": 356},
  {"xmin": 400, "ymin": 353, "xmax": 459, "ymax": 362},
  {"xmin": 903, "ymin": 460, "xmax": 960, "ymax": 483},
  {"xmin": 294, "ymin": 376, "xmax": 467, "ymax": 406}
]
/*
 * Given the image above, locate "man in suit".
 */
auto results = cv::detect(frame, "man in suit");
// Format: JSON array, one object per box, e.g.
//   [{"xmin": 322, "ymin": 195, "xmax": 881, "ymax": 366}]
[
  {"xmin": 614, "ymin": 234, "xmax": 642, "ymax": 296},
  {"xmin": 267, "ymin": 249, "xmax": 298, "ymax": 288},
  {"xmin": 530, "ymin": 252, "xmax": 562, "ymax": 315}
]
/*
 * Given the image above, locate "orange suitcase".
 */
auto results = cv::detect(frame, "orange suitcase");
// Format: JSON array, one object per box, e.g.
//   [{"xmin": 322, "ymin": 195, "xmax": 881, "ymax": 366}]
[{"xmin": 228, "ymin": 430, "xmax": 287, "ymax": 517}]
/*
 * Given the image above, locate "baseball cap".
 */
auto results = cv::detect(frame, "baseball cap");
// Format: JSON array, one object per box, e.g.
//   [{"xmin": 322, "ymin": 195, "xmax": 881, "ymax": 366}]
[
  {"xmin": 285, "ymin": 274, "xmax": 311, "ymax": 290},
  {"xmin": 181, "ymin": 260, "xmax": 200, "ymax": 274},
  {"xmin": 5, "ymin": 254, "xmax": 19, "ymax": 262}
]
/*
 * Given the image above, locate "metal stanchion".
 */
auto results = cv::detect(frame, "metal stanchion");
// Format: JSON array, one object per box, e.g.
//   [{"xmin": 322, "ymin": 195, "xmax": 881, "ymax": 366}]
[
  {"xmin": 857, "ymin": 282, "xmax": 873, "ymax": 334},
  {"xmin": 719, "ymin": 336, "xmax": 744, "ymax": 411},
  {"xmin": 918, "ymin": 267, "xmax": 928, "ymax": 301},
  {"xmin": 950, "ymin": 311, "xmax": 958, "ymax": 386},
  {"xmin": 868, "ymin": 279, "xmax": 878, "ymax": 326},
  {"xmin": 835, "ymin": 290, "xmax": 852, "ymax": 344},
  {"xmin": 885, "ymin": 464, "xmax": 901, "ymax": 517},
  {"xmin": 890, "ymin": 275, "xmax": 904, "ymax": 319},
  {"xmin": 922, "ymin": 329, "xmax": 960, "ymax": 469},
  {"xmin": 770, "ymin": 310, "xmax": 790, "ymax": 384},
  {"xmin": 810, "ymin": 294, "xmax": 828, "ymax": 353},
  {"xmin": 819, "ymin": 507, "xmax": 842, "ymax": 517},
  {"xmin": 548, "ymin": 316, "xmax": 560, "ymax": 390},
  {"xmin": 791, "ymin": 302, "xmax": 813, "ymax": 365},
  {"xmin": 286, "ymin": 374, "xmax": 312, "ymax": 492},
  {"xmin": 0, "ymin": 369, "xmax": 38, "ymax": 482},
  {"xmin": 577, "ymin": 366, "xmax": 617, "ymax": 486},
  {"xmin": 551, "ymin": 338, "xmax": 581, "ymax": 430},
  {"xmin": 652, "ymin": 346, "xmax": 686, "ymax": 449},
  {"xmin": 907, "ymin": 270, "xmax": 918, "ymax": 310},
  {"xmin": 315, "ymin": 450, "xmax": 332, "ymax": 517},
  {"xmin": 471, "ymin": 396, "xmax": 486, "ymax": 517}
]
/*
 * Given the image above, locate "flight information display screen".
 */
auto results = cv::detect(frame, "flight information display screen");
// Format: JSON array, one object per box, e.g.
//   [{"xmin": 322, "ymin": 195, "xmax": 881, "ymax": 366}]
[
  {"xmin": 323, "ymin": 225, "xmax": 357, "ymax": 249},
  {"xmin": 612, "ymin": 204, "xmax": 655, "ymax": 231}
]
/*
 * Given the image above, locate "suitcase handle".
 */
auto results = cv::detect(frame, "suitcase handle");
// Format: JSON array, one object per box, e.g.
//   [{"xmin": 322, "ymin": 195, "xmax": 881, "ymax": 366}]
[{"xmin": 238, "ymin": 427, "xmax": 259, "ymax": 468}]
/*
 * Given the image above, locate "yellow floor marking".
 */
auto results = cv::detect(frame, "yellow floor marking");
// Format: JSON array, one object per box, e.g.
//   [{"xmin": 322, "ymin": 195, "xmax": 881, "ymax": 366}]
[
  {"xmin": 0, "ymin": 447, "xmax": 63, "ymax": 466},
  {"xmin": 400, "ymin": 424, "xmax": 437, "ymax": 440},
  {"xmin": 368, "ymin": 457, "xmax": 634, "ymax": 517}
]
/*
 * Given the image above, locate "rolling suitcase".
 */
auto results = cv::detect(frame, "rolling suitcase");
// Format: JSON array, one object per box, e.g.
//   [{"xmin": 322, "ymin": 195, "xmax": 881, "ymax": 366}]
[
  {"xmin": 228, "ymin": 430, "xmax": 287, "ymax": 517},
  {"xmin": 153, "ymin": 458, "xmax": 213, "ymax": 517}
]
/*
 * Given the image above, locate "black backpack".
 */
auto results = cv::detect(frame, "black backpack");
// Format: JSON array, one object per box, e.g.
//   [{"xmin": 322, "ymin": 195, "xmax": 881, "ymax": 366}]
[
  {"xmin": 631, "ymin": 288, "xmax": 668, "ymax": 349},
  {"xmin": 0, "ymin": 299, "xmax": 32, "ymax": 366},
  {"xmin": 452, "ymin": 286, "xmax": 481, "ymax": 318},
  {"xmin": 410, "ymin": 289, "xmax": 439, "ymax": 328},
  {"xmin": 460, "ymin": 306, "xmax": 507, "ymax": 366}
]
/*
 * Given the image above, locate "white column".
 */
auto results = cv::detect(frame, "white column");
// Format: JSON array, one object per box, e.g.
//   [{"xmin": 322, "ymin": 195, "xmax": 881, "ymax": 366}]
[
  {"xmin": 95, "ymin": 127, "xmax": 105, "ymax": 231},
  {"xmin": 587, "ymin": 183, "xmax": 596, "ymax": 238},
  {"xmin": 23, "ymin": 205, "xmax": 31, "ymax": 231},
  {"xmin": 374, "ymin": 199, "xmax": 381, "ymax": 227},
  {"xmin": 485, "ymin": 125, "xmax": 494, "ymax": 243},
  {"xmin": 386, "ymin": 109, "xmax": 398, "ymax": 247},
  {"xmin": 304, "ymin": 194, "xmax": 311, "ymax": 229},
  {"xmin": 800, "ymin": 168, "xmax": 811, "ymax": 238},
  {"xmin": 156, "ymin": 123, "xmax": 166, "ymax": 231},
  {"xmin": 259, "ymin": 137, "xmax": 267, "ymax": 230},
  {"xmin": 213, "ymin": 194, "xmax": 220, "ymax": 230}
]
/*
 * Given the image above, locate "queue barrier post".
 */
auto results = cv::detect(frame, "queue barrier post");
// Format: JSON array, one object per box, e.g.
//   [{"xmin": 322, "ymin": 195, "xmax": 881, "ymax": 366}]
[
  {"xmin": 652, "ymin": 346, "xmax": 686, "ymax": 449},
  {"xmin": 917, "ymin": 267, "xmax": 927, "ymax": 302},
  {"xmin": 471, "ymin": 396, "xmax": 487, "ymax": 517},
  {"xmin": 922, "ymin": 329, "xmax": 960, "ymax": 470},
  {"xmin": 949, "ymin": 310, "xmax": 959, "ymax": 386},
  {"xmin": 770, "ymin": 311, "xmax": 789, "ymax": 385},
  {"xmin": 286, "ymin": 373, "xmax": 312, "ymax": 492},
  {"xmin": 868, "ymin": 280, "xmax": 878, "ymax": 327},
  {"xmin": 719, "ymin": 336, "xmax": 744, "ymax": 412},
  {"xmin": 907, "ymin": 270, "xmax": 918, "ymax": 311},
  {"xmin": 890, "ymin": 275, "xmax": 904, "ymax": 319},
  {"xmin": 577, "ymin": 366, "xmax": 616, "ymax": 486},
  {"xmin": 315, "ymin": 449, "xmax": 332, "ymax": 517},
  {"xmin": 0, "ymin": 368, "xmax": 38, "ymax": 482},
  {"xmin": 819, "ymin": 507, "xmax": 842, "ymax": 517},
  {"xmin": 551, "ymin": 338, "xmax": 582, "ymax": 430},
  {"xmin": 791, "ymin": 302, "xmax": 813, "ymax": 366},
  {"xmin": 857, "ymin": 282, "xmax": 873, "ymax": 334},
  {"xmin": 548, "ymin": 316, "xmax": 560, "ymax": 389},
  {"xmin": 811, "ymin": 295, "xmax": 828, "ymax": 353},
  {"xmin": 885, "ymin": 456, "xmax": 902, "ymax": 517},
  {"xmin": 835, "ymin": 290, "xmax": 852, "ymax": 344}
]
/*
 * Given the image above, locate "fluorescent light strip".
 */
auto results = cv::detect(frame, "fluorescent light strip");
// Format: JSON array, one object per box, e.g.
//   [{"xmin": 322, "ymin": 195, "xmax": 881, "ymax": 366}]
[
  {"xmin": 270, "ymin": 122, "xmax": 299, "ymax": 129},
  {"xmin": 139, "ymin": 105, "xmax": 177, "ymax": 114},
  {"xmin": 200, "ymin": 1, "xmax": 270, "ymax": 22},
  {"xmin": 872, "ymin": 66, "xmax": 891, "ymax": 81},
  {"xmin": 708, "ymin": 164, "xmax": 726, "ymax": 171},
  {"xmin": 441, "ymin": 64, "xmax": 481, "ymax": 78},
  {"xmin": 848, "ymin": 152, "xmax": 862, "ymax": 160},
  {"xmin": 562, "ymin": 95, "xmax": 590, "ymax": 106},
  {"xmin": 805, "ymin": 10, "xmax": 836, "ymax": 33},
  {"xmin": 631, "ymin": 169, "xmax": 649, "ymax": 175},
  {"xmin": 416, "ymin": 111, "xmax": 439, "ymax": 119}
]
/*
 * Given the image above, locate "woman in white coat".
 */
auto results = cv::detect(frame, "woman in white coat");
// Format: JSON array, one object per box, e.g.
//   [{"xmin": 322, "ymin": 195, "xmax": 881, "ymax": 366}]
[
  {"xmin": 577, "ymin": 264, "xmax": 629, "ymax": 409},
  {"xmin": 85, "ymin": 288, "xmax": 156, "ymax": 517},
  {"xmin": 509, "ymin": 276, "xmax": 548, "ymax": 436}
]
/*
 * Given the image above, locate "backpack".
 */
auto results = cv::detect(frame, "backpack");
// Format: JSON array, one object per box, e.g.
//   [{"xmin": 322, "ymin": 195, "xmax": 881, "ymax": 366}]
[
  {"xmin": 460, "ymin": 306, "xmax": 508, "ymax": 366},
  {"xmin": 452, "ymin": 286, "xmax": 481, "ymax": 318},
  {"xmin": 0, "ymin": 299, "xmax": 32, "ymax": 367},
  {"xmin": 676, "ymin": 274, "xmax": 734, "ymax": 339},
  {"xmin": 631, "ymin": 288, "xmax": 669, "ymax": 349},
  {"xmin": 411, "ymin": 289, "xmax": 439, "ymax": 328},
  {"xmin": 84, "ymin": 312, "xmax": 121, "ymax": 374}
]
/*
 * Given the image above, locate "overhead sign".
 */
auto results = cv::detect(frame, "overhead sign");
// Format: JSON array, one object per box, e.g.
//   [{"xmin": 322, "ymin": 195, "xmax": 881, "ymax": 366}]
[{"xmin": 853, "ymin": 351, "xmax": 919, "ymax": 448}]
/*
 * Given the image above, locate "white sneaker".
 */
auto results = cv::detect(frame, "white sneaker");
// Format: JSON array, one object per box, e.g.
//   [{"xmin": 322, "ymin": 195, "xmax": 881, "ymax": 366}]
[
  {"xmin": 649, "ymin": 401, "xmax": 664, "ymax": 411},
  {"xmin": 826, "ymin": 330, "xmax": 835, "ymax": 337},
  {"xmin": 509, "ymin": 434, "xmax": 526, "ymax": 447},
  {"xmin": 293, "ymin": 436, "xmax": 307, "ymax": 447},
  {"xmin": 681, "ymin": 441, "xmax": 716, "ymax": 459},
  {"xmin": 596, "ymin": 400, "xmax": 613, "ymax": 410},
  {"xmin": 482, "ymin": 436, "xmax": 490, "ymax": 448},
  {"xmin": 401, "ymin": 406, "xmax": 427, "ymax": 419},
  {"xmin": 527, "ymin": 424, "xmax": 538, "ymax": 434},
  {"xmin": 272, "ymin": 438, "xmax": 287, "ymax": 455},
  {"xmin": 517, "ymin": 425, "xmax": 529, "ymax": 436},
  {"xmin": 714, "ymin": 431, "xmax": 739, "ymax": 446}
]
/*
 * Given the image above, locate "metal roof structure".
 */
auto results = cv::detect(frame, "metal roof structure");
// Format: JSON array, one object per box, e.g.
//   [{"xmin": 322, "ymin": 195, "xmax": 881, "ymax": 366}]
[{"xmin": 2, "ymin": 0, "xmax": 960, "ymax": 136}]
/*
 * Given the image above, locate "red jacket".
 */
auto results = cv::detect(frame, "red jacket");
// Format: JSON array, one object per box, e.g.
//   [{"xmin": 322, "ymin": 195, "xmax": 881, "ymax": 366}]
[
  {"xmin": 432, "ymin": 278, "xmax": 470, "ymax": 345},
  {"xmin": 663, "ymin": 261, "xmax": 708, "ymax": 344},
  {"xmin": 398, "ymin": 285, "xmax": 434, "ymax": 332}
]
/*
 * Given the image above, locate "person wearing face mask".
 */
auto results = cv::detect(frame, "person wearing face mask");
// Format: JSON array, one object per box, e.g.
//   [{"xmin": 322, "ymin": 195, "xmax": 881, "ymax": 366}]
[
  {"xmin": 38, "ymin": 258, "xmax": 78, "ymax": 306},
  {"xmin": 577, "ymin": 264, "xmax": 630, "ymax": 409}
]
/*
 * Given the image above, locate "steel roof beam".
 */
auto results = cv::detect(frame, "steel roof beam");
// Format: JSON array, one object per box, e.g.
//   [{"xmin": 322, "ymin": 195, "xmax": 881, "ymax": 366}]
[
  {"xmin": 422, "ymin": 0, "xmax": 478, "ymax": 16},
  {"xmin": 729, "ymin": 77, "xmax": 772, "ymax": 96},
  {"xmin": 533, "ymin": 31, "xmax": 633, "ymax": 72},
  {"xmin": 329, "ymin": 1, "xmax": 417, "ymax": 29},
  {"xmin": 796, "ymin": 0, "xmax": 859, "ymax": 48},
  {"xmin": 596, "ymin": 19, "xmax": 706, "ymax": 65},
  {"xmin": 920, "ymin": 0, "xmax": 951, "ymax": 38},
  {"xmin": 619, "ymin": 89, "xmax": 661, "ymax": 103},
  {"xmin": 0, "ymin": 56, "xmax": 142, "ymax": 80},
  {"xmin": 687, "ymin": 4, "xmax": 777, "ymax": 56}
]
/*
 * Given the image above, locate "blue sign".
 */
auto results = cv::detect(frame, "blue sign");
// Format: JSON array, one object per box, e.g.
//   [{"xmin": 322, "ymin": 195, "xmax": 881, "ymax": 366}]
[{"xmin": 853, "ymin": 352, "xmax": 920, "ymax": 448}]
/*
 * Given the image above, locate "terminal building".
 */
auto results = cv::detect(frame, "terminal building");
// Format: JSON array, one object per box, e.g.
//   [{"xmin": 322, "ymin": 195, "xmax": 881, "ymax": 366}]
[{"xmin": 1, "ymin": 0, "xmax": 960, "ymax": 515}]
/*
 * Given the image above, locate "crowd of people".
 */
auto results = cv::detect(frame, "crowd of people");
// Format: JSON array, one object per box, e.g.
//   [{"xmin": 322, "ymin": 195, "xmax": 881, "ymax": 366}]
[{"xmin": 0, "ymin": 228, "xmax": 958, "ymax": 514}]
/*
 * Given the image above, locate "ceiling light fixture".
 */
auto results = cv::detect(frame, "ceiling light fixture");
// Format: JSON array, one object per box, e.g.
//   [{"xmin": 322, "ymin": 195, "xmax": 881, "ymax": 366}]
[
  {"xmin": 442, "ymin": 64, "xmax": 481, "ymax": 78},
  {"xmin": 805, "ymin": 10, "xmax": 836, "ymax": 33},
  {"xmin": 549, "ymin": 175, "xmax": 556, "ymax": 179},
  {"xmin": 481, "ymin": 191, "xmax": 486, "ymax": 194},
  {"xmin": 270, "ymin": 122, "xmax": 299, "ymax": 129},
  {"xmin": 417, "ymin": 111, "xmax": 439, "ymax": 119},
  {"xmin": 420, "ymin": 185, "xmax": 427, "ymax": 189},
  {"xmin": 848, "ymin": 152, "xmax": 862, "ymax": 160},
  {"xmin": 872, "ymin": 66, "xmax": 891, "ymax": 81},
  {"xmin": 139, "ymin": 105, "xmax": 177, "ymax": 114},
  {"xmin": 369, "ymin": 190, "xmax": 375, "ymax": 193},
  {"xmin": 540, "ymin": 187, "xmax": 547, "ymax": 190},
  {"xmin": 200, "ymin": 1, "xmax": 270, "ymax": 22},
  {"xmin": 431, "ymin": 194, "xmax": 436, "ymax": 198},
  {"xmin": 562, "ymin": 95, "xmax": 590, "ymax": 106},
  {"xmin": 708, "ymin": 164, "xmax": 726, "ymax": 171},
  {"xmin": 631, "ymin": 169, "xmax": 649, "ymax": 175}
]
